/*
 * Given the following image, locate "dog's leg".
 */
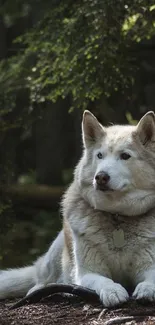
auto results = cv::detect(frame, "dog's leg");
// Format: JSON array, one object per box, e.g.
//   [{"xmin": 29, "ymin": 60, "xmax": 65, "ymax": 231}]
[
  {"xmin": 27, "ymin": 230, "xmax": 64, "ymax": 296},
  {"xmin": 133, "ymin": 268, "xmax": 155, "ymax": 301},
  {"xmin": 76, "ymin": 272, "xmax": 129, "ymax": 307}
]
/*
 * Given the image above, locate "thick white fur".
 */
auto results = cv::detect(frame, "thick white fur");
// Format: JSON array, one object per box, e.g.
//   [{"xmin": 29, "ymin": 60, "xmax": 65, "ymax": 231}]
[
  {"xmin": 1, "ymin": 110, "xmax": 155, "ymax": 307},
  {"xmin": 0, "ymin": 267, "xmax": 35, "ymax": 298}
]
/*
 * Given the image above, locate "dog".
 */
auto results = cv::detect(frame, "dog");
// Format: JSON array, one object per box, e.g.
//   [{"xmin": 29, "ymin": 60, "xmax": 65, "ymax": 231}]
[{"xmin": 1, "ymin": 110, "xmax": 155, "ymax": 307}]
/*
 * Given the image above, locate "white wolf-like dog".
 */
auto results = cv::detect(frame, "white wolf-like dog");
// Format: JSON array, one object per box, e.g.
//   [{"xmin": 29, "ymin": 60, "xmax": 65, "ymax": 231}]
[{"xmin": 1, "ymin": 110, "xmax": 155, "ymax": 307}]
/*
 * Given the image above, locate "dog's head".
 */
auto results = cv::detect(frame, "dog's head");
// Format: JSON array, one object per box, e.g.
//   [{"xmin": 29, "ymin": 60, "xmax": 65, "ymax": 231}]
[{"xmin": 76, "ymin": 110, "xmax": 155, "ymax": 216}]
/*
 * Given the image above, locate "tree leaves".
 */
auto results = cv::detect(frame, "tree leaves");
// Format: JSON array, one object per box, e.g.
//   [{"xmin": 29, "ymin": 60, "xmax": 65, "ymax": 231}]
[{"xmin": 0, "ymin": 0, "xmax": 155, "ymax": 114}]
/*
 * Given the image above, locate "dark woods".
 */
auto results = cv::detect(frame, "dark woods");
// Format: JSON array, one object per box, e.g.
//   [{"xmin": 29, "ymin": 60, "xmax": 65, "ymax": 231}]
[{"xmin": 0, "ymin": 0, "xmax": 155, "ymax": 267}]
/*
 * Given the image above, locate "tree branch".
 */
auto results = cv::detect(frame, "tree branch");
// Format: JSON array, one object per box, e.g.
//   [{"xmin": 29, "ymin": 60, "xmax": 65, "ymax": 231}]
[
  {"xmin": 10, "ymin": 284, "xmax": 99, "ymax": 310},
  {"xmin": 105, "ymin": 315, "xmax": 148, "ymax": 325}
]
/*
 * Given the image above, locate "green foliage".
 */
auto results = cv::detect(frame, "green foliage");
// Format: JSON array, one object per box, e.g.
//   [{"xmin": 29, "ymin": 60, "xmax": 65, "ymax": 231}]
[
  {"xmin": 0, "ymin": 0, "xmax": 155, "ymax": 117},
  {"xmin": 0, "ymin": 209, "xmax": 61, "ymax": 268},
  {"xmin": 18, "ymin": 170, "xmax": 37, "ymax": 185},
  {"xmin": 126, "ymin": 111, "xmax": 137, "ymax": 125}
]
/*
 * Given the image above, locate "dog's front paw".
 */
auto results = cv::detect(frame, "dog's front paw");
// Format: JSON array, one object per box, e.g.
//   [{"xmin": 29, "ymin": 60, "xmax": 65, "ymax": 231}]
[
  {"xmin": 133, "ymin": 281, "xmax": 155, "ymax": 301},
  {"xmin": 99, "ymin": 283, "xmax": 129, "ymax": 307}
]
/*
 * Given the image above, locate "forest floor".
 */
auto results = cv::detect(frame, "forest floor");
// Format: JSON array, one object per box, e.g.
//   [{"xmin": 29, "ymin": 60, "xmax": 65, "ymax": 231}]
[{"xmin": 0, "ymin": 294, "xmax": 155, "ymax": 325}]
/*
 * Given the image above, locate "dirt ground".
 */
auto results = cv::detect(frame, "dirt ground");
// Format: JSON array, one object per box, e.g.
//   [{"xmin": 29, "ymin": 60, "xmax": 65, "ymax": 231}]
[{"xmin": 1, "ymin": 294, "xmax": 155, "ymax": 325}]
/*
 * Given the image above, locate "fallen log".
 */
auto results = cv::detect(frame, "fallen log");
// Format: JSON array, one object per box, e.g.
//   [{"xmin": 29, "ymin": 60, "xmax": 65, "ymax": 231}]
[{"xmin": 0, "ymin": 184, "xmax": 65, "ymax": 209}]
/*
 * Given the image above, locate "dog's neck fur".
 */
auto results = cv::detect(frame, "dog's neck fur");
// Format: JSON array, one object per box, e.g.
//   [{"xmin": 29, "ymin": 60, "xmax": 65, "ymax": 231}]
[
  {"xmin": 80, "ymin": 183, "xmax": 155, "ymax": 217},
  {"xmin": 104, "ymin": 208, "xmax": 155, "ymax": 223},
  {"xmin": 107, "ymin": 200, "xmax": 155, "ymax": 217}
]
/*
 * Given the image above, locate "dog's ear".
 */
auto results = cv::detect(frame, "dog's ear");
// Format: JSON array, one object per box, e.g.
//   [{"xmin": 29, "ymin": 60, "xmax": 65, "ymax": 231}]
[
  {"xmin": 82, "ymin": 110, "xmax": 105, "ymax": 147},
  {"xmin": 136, "ymin": 111, "xmax": 155, "ymax": 145}
]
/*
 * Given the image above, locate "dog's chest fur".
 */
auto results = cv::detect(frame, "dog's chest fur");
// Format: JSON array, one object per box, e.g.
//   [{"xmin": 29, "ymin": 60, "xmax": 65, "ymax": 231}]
[{"xmin": 65, "ymin": 196, "xmax": 155, "ymax": 287}]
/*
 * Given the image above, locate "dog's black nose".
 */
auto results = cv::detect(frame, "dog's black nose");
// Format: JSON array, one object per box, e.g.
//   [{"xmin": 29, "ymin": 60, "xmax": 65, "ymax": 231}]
[{"xmin": 95, "ymin": 171, "xmax": 110, "ymax": 185}]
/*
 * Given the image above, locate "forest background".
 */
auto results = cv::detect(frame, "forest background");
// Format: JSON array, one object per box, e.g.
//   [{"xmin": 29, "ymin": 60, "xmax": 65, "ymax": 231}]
[{"xmin": 0, "ymin": 0, "xmax": 155, "ymax": 268}]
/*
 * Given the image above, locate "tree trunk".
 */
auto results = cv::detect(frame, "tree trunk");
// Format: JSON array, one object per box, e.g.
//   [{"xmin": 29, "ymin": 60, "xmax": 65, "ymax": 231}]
[{"xmin": 35, "ymin": 100, "xmax": 82, "ymax": 186}]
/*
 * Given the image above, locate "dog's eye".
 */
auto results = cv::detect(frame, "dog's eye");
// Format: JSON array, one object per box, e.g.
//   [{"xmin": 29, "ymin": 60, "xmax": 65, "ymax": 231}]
[
  {"xmin": 120, "ymin": 152, "xmax": 131, "ymax": 160},
  {"xmin": 97, "ymin": 152, "xmax": 103, "ymax": 159}
]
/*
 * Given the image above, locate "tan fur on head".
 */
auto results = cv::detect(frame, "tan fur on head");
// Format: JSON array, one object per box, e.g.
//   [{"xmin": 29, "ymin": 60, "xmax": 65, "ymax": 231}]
[
  {"xmin": 134, "ymin": 111, "xmax": 155, "ymax": 146},
  {"xmin": 82, "ymin": 110, "xmax": 105, "ymax": 148}
]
